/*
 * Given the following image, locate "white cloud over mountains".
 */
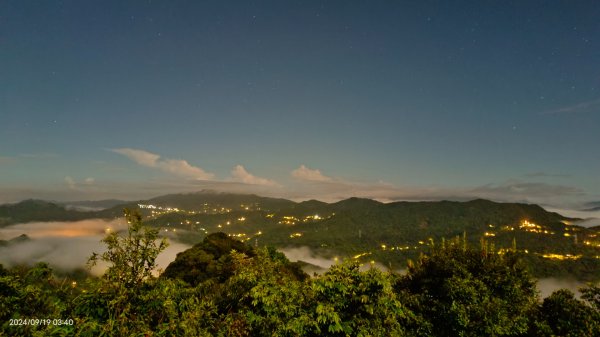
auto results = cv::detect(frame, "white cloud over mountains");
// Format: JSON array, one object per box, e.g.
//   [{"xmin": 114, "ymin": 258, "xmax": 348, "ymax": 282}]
[
  {"xmin": 291, "ymin": 165, "xmax": 333, "ymax": 182},
  {"xmin": 231, "ymin": 165, "xmax": 279, "ymax": 186},
  {"xmin": 64, "ymin": 176, "xmax": 96, "ymax": 191},
  {"xmin": 110, "ymin": 148, "xmax": 279, "ymax": 187},
  {"xmin": 64, "ymin": 176, "xmax": 76, "ymax": 190},
  {"xmin": 111, "ymin": 148, "xmax": 215, "ymax": 180},
  {"xmin": 466, "ymin": 181, "xmax": 585, "ymax": 206},
  {"xmin": 6, "ymin": 147, "xmax": 583, "ymax": 209},
  {"xmin": 283, "ymin": 176, "xmax": 589, "ymax": 207}
]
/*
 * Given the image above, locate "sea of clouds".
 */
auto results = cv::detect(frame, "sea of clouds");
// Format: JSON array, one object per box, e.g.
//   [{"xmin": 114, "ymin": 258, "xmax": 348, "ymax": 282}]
[
  {"xmin": 0, "ymin": 219, "xmax": 191, "ymax": 276},
  {"xmin": 545, "ymin": 207, "xmax": 600, "ymax": 228},
  {"xmin": 0, "ymin": 220, "xmax": 592, "ymax": 297}
]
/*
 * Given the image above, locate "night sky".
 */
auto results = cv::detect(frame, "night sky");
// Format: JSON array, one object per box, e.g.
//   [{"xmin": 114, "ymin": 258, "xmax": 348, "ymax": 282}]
[{"xmin": 1, "ymin": 1, "xmax": 599, "ymax": 207}]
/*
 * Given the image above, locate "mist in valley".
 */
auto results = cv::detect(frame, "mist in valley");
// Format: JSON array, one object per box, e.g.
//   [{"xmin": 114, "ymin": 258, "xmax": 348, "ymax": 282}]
[
  {"xmin": 0, "ymin": 221, "xmax": 594, "ymax": 298},
  {"xmin": 0, "ymin": 219, "xmax": 191, "ymax": 276},
  {"xmin": 545, "ymin": 207, "xmax": 600, "ymax": 228},
  {"xmin": 536, "ymin": 277, "xmax": 586, "ymax": 299}
]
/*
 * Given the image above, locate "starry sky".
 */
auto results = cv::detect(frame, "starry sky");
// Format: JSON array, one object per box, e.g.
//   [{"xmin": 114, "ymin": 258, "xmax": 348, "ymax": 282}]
[{"xmin": 1, "ymin": 1, "xmax": 599, "ymax": 207}]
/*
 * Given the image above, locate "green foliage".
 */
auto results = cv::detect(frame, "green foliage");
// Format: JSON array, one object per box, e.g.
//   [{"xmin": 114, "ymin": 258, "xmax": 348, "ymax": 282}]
[
  {"xmin": 0, "ymin": 263, "xmax": 76, "ymax": 336},
  {"xmin": 5, "ymin": 193, "xmax": 599, "ymax": 282},
  {"xmin": 206, "ymin": 248, "xmax": 415, "ymax": 336},
  {"xmin": 162, "ymin": 232, "xmax": 256, "ymax": 286},
  {"xmin": 532, "ymin": 289, "xmax": 600, "ymax": 336},
  {"xmin": 218, "ymin": 248, "xmax": 313, "ymax": 336},
  {"xmin": 71, "ymin": 209, "xmax": 218, "ymax": 336},
  {"xmin": 88, "ymin": 209, "xmax": 168, "ymax": 288},
  {"xmin": 582, "ymin": 283, "xmax": 600, "ymax": 310},
  {"xmin": 397, "ymin": 237, "xmax": 538, "ymax": 336},
  {"xmin": 3, "ymin": 216, "xmax": 600, "ymax": 336},
  {"xmin": 0, "ymin": 199, "xmax": 90, "ymax": 227},
  {"xmin": 310, "ymin": 260, "xmax": 414, "ymax": 336},
  {"xmin": 71, "ymin": 277, "xmax": 218, "ymax": 336}
]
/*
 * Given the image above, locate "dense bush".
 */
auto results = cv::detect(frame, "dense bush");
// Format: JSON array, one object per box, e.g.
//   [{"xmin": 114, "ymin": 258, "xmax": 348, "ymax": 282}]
[{"xmin": 396, "ymin": 238, "xmax": 538, "ymax": 336}]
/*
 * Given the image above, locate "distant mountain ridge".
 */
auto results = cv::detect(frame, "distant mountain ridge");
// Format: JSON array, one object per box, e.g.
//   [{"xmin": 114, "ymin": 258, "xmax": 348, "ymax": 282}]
[
  {"xmin": 0, "ymin": 234, "xmax": 30, "ymax": 247},
  {"xmin": 3, "ymin": 191, "xmax": 600, "ymax": 280},
  {"xmin": 0, "ymin": 199, "xmax": 92, "ymax": 226},
  {"xmin": 60, "ymin": 199, "xmax": 128, "ymax": 210},
  {"xmin": 0, "ymin": 192, "xmax": 580, "ymax": 228},
  {"xmin": 583, "ymin": 201, "xmax": 600, "ymax": 211},
  {"xmin": 146, "ymin": 191, "xmax": 296, "ymax": 211}
]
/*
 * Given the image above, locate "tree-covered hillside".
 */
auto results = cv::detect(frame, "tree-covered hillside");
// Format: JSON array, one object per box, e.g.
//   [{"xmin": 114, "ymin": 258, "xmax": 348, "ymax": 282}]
[
  {"xmin": 0, "ymin": 200, "xmax": 91, "ymax": 227},
  {"xmin": 2, "ymin": 211, "xmax": 600, "ymax": 336},
  {"xmin": 3, "ymin": 192, "xmax": 600, "ymax": 281}
]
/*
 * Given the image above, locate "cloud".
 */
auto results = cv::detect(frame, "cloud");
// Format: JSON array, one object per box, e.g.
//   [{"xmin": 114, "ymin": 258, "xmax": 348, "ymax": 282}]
[
  {"xmin": 469, "ymin": 181, "xmax": 584, "ymax": 201},
  {"xmin": 64, "ymin": 176, "xmax": 77, "ymax": 190},
  {"xmin": 541, "ymin": 98, "xmax": 600, "ymax": 115},
  {"xmin": 111, "ymin": 148, "xmax": 215, "ymax": 180},
  {"xmin": 64, "ymin": 176, "xmax": 96, "ymax": 191},
  {"xmin": 280, "ymin": 246, "xmax": 397, "ymax": 275},
  {"xmin": 0, "ymin": 219, "xmax": 191, "ymax": 275},
  {"xmin": 537, "ymin": 278, "xmax": 585, "ymax": 299},
  {"xmin": 159, "ymin": 159, "xmax": 214, "ymax": 179},
  {"xmin": 544, "ymin": 207, "xmax": 600, "ymax": 228},
  {"xmin": 285, "ymin": 177, "xmax": 589, "ymax": 207},
  {"xmin": 231, "ymin": 165, "xmax": 279, "ymax": 186},
  {"xmin": 4, "ymin": 148, "xmax": 591, "ymax": 210},
  {"xmin": 280, "ymin": 246, "xmax": 336, "ymax": 270},
  {"xmin": 110, "ymin": 148, "xmax": 283, "ymax": 187},
  {"xmin": 111, "ymin": 148, "xmax": 159, "ymax": 166},
  {"xmin": 291, "ymin": 165, "xmax": 333, "ymax": 182},
  {"xmin": 286, "ymin": 175, "xmax": 425, "ymax": 203}
]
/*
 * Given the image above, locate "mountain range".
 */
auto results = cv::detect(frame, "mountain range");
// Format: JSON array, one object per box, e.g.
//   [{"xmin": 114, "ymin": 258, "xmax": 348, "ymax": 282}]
[{"xmin": 2, "ymin": 190, "xmax": 600, "ymax": 280}]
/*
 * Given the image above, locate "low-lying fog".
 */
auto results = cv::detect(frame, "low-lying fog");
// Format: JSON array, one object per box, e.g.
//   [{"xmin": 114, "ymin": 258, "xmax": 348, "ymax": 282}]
[
  {"xmin": 0, "ymin": 219, "xmax": 191, "ymax": 276},
  {"xmin": 280, "ymin": 246, "xmax": 398, "ymax": 273},
  {"xmin": 0, "ymin": 220, "xmax": 591, "ymax": 298},
  {"xmin": 537, "ymin": 278, "xmax": 585, "ymax": 299},
  {"xmin": 545, "ymin": 207, "xmax": 600, "ymax": 228},
  {"xmin": 280, "ymin": 246, "xmax": 590, "ymax": 298}
]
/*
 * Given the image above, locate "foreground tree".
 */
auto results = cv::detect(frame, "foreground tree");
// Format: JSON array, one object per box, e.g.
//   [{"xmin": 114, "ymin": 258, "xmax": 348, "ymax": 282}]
[
  {"xmin": 531, "ymin": 288, "xmax": 600, "ymax": 336},
  {"xmin": 87, "ymin": 209, "xmax": 168, "ymax": 287},
  {"xmin": 309, "ymin": 260, "xmax": 416, "ymax": 336},
  {"xmin": 397, "ymin": 237, "xmax": 538, "ymax": 336},
  {"xmin": 0, "ymin": 263, "xmax": 75, "ymax": 336},
  {"xmin": 6, "ymin": 213, "xmax": 600, "ymax": 336},
  {"xmin": 162, "ymin": 232, "xmax": 256, "ymax": 286},
  {"xmin": 74, "ymin": 209, "xmax": 173, "ymax": 336},
  {"xmin": 216, "ymin": 248, "xmax": 312, "ymax": 336},
  {"xmin": 209, "ymin": 248, "xmax": 416, "ymax": 336}
]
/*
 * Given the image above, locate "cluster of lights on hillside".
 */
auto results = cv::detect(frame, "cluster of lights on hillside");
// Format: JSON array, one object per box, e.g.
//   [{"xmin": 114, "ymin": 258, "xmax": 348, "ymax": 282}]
[
  {"xmin": 279, "ymin": 216, "xmax": 299, "ymax": 225},
  {"xmin": 541, "ymin": 253, "xmax": 582, "ymax": 260},
  {"xmin": 138, "ymin": 203, "xmax": 233, "ymax": 217},
  {"xmin": 136, "ymin": 202, "xmax": 600, "ymax": 265},
  {"xmin": 277, "ymin": 214, "xmax": 334, "ymax": 225},
  {"xmin": 519, "ymin": 220, "xmax": 554, "ymax": 235}
]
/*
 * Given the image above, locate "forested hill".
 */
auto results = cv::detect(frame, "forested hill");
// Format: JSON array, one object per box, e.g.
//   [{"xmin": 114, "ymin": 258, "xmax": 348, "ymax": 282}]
[
  {"xmin": 0, "ymin": 200, "xmax": 92, "ymax": 226},
  {"xmin": 0, "ymin": 193, "xmax": 573, "ymax": 230},
  {"xmin": 3, "ymin": 192, "xmax": 600, "ymax": 280}
]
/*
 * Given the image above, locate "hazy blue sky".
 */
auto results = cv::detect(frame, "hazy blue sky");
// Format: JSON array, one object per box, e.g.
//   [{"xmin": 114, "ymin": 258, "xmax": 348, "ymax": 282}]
[{"xmin": 1, "ymin": 1, "xmax": 599, "ymax": 206}]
